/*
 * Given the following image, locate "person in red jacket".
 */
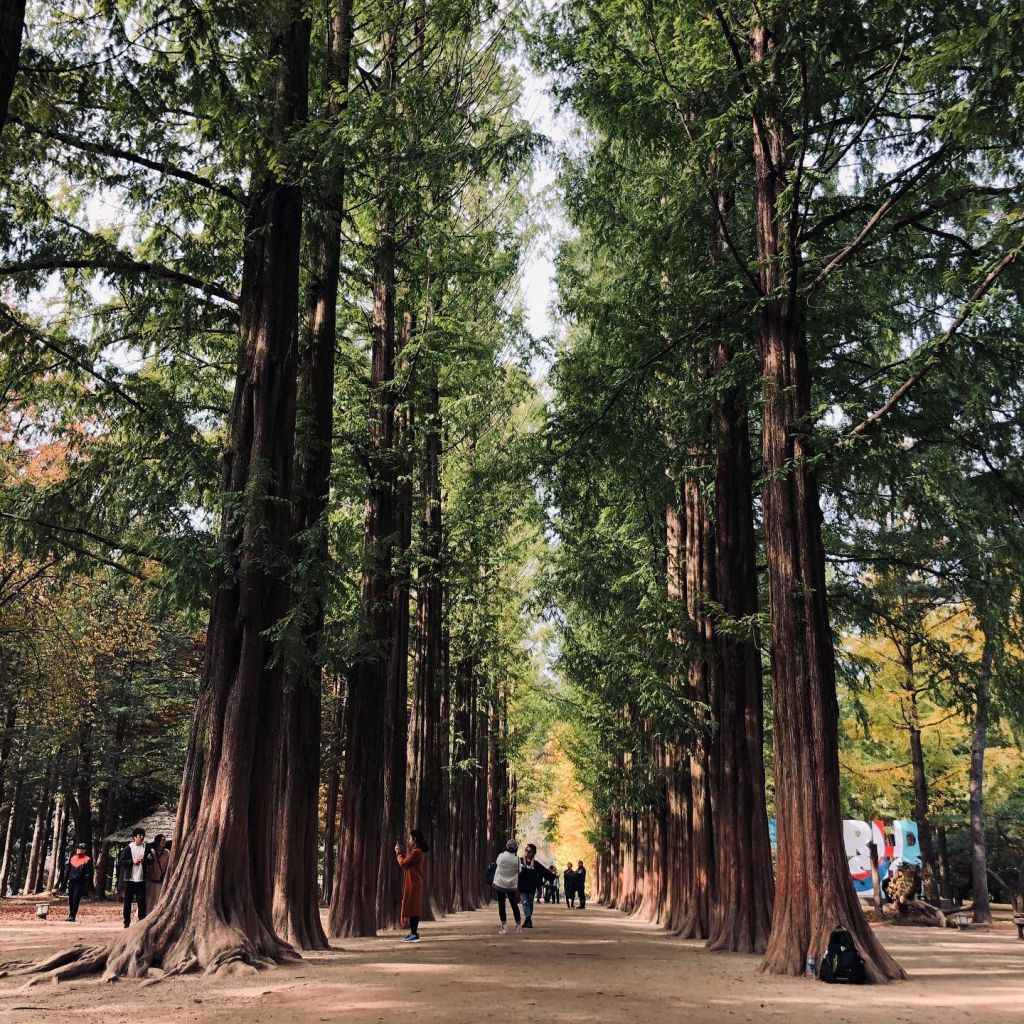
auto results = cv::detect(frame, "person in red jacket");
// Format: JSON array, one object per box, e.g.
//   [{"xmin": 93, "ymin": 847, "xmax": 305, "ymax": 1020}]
[
  {"xmin": 395, "ymin": 828, "xmax": 431, "ymax": 943},
  {"xmin": 65, "ymin": 842, "xmax": 93, "ymax": 921}
]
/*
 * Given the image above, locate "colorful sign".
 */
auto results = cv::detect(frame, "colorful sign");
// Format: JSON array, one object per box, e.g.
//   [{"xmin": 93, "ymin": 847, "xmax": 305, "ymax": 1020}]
[{"xmin": 768, "ymin": 818, "xmax": 920, "ymax": 894}]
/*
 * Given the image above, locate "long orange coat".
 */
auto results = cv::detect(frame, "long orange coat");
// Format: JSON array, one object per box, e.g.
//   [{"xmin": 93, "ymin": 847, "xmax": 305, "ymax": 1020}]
[{"xmin": 397, "ymin": 847, "xmax": 426, "ymax": 923}]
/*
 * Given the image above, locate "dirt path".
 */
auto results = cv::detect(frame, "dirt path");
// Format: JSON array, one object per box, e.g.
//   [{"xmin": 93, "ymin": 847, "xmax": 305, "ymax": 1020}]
[{"xmin": 1, "ymin": 901, "xmax": 1022, "ymax": 1023}]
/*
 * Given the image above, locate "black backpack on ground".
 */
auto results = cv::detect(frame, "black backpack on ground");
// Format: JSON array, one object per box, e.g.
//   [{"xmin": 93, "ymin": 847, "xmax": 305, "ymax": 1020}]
[{"xmin": 818, "ymin": 926, "xmax": 866, "ymax": 984}]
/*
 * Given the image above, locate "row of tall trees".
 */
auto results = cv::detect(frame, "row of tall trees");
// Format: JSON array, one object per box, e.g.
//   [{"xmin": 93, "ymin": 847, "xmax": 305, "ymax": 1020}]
[
  {"xmin": 537, "ymin": 0, "xmax": 1024, "ymax": 980},
  {"xmin": 1, "ymin": 0, "xmax": 546, "ymax": 979}
]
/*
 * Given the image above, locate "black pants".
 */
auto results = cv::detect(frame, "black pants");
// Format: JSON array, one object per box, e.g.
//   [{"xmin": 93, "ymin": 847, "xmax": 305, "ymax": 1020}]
[
  {"xmin": 565, "ymin": 889, "xmax": 575, "ymax": 908},
  {"xmin": 123, "ymin": 880, "xmax": 147, "ymax": 925},
  {"xmin": 495, "ymin": 889, "xmax": 521, "ymax": 925},
  {"xmin": 68, "ymin": 881, "xmax": 86, "ymax": 919},
  {"xmin": 578, "ymin": 888, "xmax": 586, "ymax": 909},
  {"xmin": 409, "ymin": 916, "xmax": 419, "ymax": 936}
]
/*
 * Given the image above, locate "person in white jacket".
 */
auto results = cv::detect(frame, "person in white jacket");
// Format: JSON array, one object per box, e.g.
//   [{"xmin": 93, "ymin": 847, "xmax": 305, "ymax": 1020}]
[{"xmin": 492, "ymin": 839, "xmax": 522, "ymax": 934}]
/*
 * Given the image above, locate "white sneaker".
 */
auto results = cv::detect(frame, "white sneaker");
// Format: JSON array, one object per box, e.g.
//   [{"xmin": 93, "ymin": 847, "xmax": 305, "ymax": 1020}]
[
  {"xmin": 515, "ymin": 923, "xmax": 522, "ymax": 933},
  {"xmin": 499, "ymin": 923, "xmax": 507, "ymax": 934}
]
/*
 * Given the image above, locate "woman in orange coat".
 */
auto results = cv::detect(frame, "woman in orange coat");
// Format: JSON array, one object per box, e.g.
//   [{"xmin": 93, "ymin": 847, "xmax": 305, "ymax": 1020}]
[{"xmin": 395, "ymin": 829, "xmax": 430, "ymax": 943}]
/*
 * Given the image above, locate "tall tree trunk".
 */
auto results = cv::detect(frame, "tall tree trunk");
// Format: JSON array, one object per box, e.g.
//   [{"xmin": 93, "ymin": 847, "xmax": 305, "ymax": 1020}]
[
  {"xmin": 329, "ymin": 14, "xmax": 400, "ymax": 936},
  {"xmin": 0, "ymin": 701, "xmax": 16, "ymax": 868},
  {"xmin": 376, "ymin": 314, "xmax": 413, "ymax": 930},
  {"xmin": 0, "ymin": 0, "xmax": 26, "ymax": 141},
  {"xmin": 71, "ymin": 720, "xmax": 94, "ymax": 858},
  {"xmin": 677, "ymin": 468, "xmax": 715, "ymax": 939},
  {"xmin": 905, "ymin": 658, "xmax": 939, "ymax": 903},
  {"xmin": 25, "ymin": 764, "xmax": 53, "ymax": 894},
  {"xmin": 750, "ymin": 23, "xmax": 904, "ymax": 981},
  {"xmin": 22, "ymin": 3, "xmax": 317, "ymax": 979},
  {"xmin": 969, "ymin": 633, "xmax": 993, "ymax": 924},
  {"xmin": 321, "ymin": 674, "xmax": 345, "ymax": 904},
  {"xmin": 273, "ymin": 0, "xmax": 352, "ymax": 953},
  {"xmin": 0, "ymin": 743, "xmax": 24, "ymax": 894},
  {"xmin": 707, "ymin": 345, "xmax": 774, "ymax": 953},
  {"xmin": 94, "ymin": 712, "xmax": 128, "ymax": 898},
  {"xmin": 44, "ymin": 792, "xmax": 66, "ymax": 892},
  {"xmin": 408, "ymin": 368, "xmax": 443, "ymax": 918},
  {"xmin": 937, "ymin": 825, "xmax": 952, "ymax": 903}
]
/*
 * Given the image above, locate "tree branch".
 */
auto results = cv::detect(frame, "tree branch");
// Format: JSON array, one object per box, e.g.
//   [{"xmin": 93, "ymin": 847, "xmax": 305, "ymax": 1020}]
[
  {"xmin": 846, "ymin": 240, "xmax": 1021, "ymax": 438},
  {"xmin": 0, "ymin": 256, "xmax": 240, "ymax": 306}
]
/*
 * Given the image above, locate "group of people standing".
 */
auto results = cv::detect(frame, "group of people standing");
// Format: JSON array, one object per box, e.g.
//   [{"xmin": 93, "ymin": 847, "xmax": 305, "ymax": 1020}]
[
  {"xmin": 393, "ymin": 829, "xmax": 589, "ymax": 942},
  {"xmin": 562, "ymin": 860, "xmax": 587, "ymax": 909},
  {"xmin": 491, "ymin": 841, "xmax": 587, "ymax": 933},
  {"xmin": 61, "ymin": 827, "xmax": 170, "ymax": 926}
]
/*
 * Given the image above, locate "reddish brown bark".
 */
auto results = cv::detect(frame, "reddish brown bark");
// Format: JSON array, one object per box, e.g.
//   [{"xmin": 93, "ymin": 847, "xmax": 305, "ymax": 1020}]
[
  {"xmin": 707, "ymin": 345, "xmax": 774, "ymax": 953},
  {"xmin": 272, "ymin": 0, "xmax": 352, "ymax": 953},
  {"xmin": 750, "ymin": 23, "xmax": 904, "ymax": 982},
  {"xmin": 20, "ymin": 5, "xmax": 315, "ymax": 981},
  {"xmin": 328, "ymin": 18, "xmax": 400, "ymax": 931},
  {"xmin": 676, "ymin": 469, "xmax": 716, "ymax": 939}
]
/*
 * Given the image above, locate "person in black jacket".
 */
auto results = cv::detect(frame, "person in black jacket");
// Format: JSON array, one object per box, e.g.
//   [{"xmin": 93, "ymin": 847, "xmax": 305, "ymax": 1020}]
[
  {"xmin": 563, "ymin": 862, "xmax": 576, "ymax": 908},
  {"xmin": 575, "ymin": 860, "xmax": 587, "ymax": 909},
  {"xmin": 116, "ymin": 827, "xmax": 149, "ymax": 927},
  {"xmin": 518, "ymin": 844, "xmax": 556, "ymax": 929},
  {"xmin": 65, "ymin": 842, "xmax": 94, "ymax": 921}
]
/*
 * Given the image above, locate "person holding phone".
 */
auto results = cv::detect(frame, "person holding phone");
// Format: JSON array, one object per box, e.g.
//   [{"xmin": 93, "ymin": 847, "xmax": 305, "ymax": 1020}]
[{"xmin": 395, "ymin": 828, "xmax": 430, "ymax": 943}]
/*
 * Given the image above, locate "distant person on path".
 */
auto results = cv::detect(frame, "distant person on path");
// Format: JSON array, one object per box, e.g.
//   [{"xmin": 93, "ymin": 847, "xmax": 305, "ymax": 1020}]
[
  {"xmin": 518, "ymin": 844, "xmax": 556, "ymax": 929},
  {"xmin": 65, "ymin": 842, "xmax": 93, "ymax": 921},
  {"xmin": 492, "ymin": 839, "xmax": 522, "ymax": 934},
  {"xmin": 145, "ymin": 833, "xmax": 169, "ymax": 911},
  {"xmin": 563, "ymin": 862, "xmax": 577, "ymax": 908},
  {"xmin": 117, "ymin": 827, "xmax": 148, "ymax": 928},
  {"xmin": 575, "ymin": 860, "xmax": 587, "ymax": 909},
  {"xmin": 395, "ymin": 828, "xmax": 430, "ymax": 943}
]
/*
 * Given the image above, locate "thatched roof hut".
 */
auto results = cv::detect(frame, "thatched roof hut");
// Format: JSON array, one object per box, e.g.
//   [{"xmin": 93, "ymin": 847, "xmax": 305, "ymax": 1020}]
[{"xmin": 103, "ymin": 806, "xmax": 177, "ymax": 844}]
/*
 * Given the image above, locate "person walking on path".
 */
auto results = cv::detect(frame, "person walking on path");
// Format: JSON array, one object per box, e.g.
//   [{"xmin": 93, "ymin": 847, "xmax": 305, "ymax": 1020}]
[
  {"xmin": 145, "ymin": 833, "xmax": 169, "ymax": 912},
  {"xmin": 395, "ymin": 828, "xmax": 430, "ymax": 943},
  {"xmin": 575, "ymin": 860, "xmax": 587, "ymax": 909},
  {"xmin": 492, "ymin": 839, "xmax": 522, "ymax": 934},
  {"xmin": 518, "ymin": 844, "xmax": 556, "ymax": 929},
  {"xmin": 65, "ymin": 842, "xmax": 93, "ymax": 921},
  {"xmin": 563, "ymin": 862, "xmax": 577, "ymax": 908},
  {"xmin": 117, "ymin": 827, "xmax": 148, "ymax": 928}
]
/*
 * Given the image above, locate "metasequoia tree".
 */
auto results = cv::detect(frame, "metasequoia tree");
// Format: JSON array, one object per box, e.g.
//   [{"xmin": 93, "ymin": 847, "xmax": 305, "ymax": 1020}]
[
  {"xmin": 273, "ymin": 0, "xmax": 354, "ymax": 952},
  {"xmin": 23, "ymin": 0, "xmax": 311, "ymax": 980}
]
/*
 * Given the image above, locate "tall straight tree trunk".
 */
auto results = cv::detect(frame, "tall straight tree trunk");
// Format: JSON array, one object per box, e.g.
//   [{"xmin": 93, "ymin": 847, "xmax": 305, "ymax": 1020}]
[
  {"xmin": 0, "ymin": 0, "xmax": 26, "ymax": 141},
  {"xmin": 321, "ymin": 674, "xmax": 345, "ymax": 904},
  {"xmin": 0, "ymin": 701, "xmax": 16, "ymax": 868},
  {"xmin": 663, "ymin": 489, "xmax": 689, "ymax": 934},
  {"xmin": 750, "ymin": 23, "xmax": 903, "ymax": 981},
  {"xmin": 94, "ymin": 712, "xmax": 128, "ymax": 897},
  {"xmin": 44, "ymin": 792, "xmax": 66, "ymax": 892},
  {"xmin": 25, "ymin": 764, "xmax": 53, "ymax": 894},
  {"xmin": 329, "ymin": 14, "xmax": 401, "ymax": 936},
  {"xmin": 937, "ymin": 826, "xmax": 952, "ymax": 903},
  {"xmin": 677, "ymin": 468, "xmax": 715, "ymax": 939},
  {"xmin": 0, "ymin": 733, "xmax": 25, "ymax": 892},
  {"xmin": 376, "ymin": 314, "xmax": 413, "ymax": 930},
  {"xmin": 23, "ymin": 3, "xmax": 315, "ymax": 980},
  {"xmin": 408, "ymin": 368, "xmax": 443, "ymax": 916},
  {"xmin": 707, "ymin": 344, "xmax": 774, "ymax": 953},
  {"xmin": 904, "ymin": 653, "xmax": 939, "ymax": 903},
  {"xmin": 274, "ymin": 0, "xmax": 352, "ymax": 952},
  {"xmin": 71, "ymin": 720, "xmax": 94, "ymax": 858},
  {"xmin": 969, "ymin": 633, "xmax": 993, "ymax": 924}
]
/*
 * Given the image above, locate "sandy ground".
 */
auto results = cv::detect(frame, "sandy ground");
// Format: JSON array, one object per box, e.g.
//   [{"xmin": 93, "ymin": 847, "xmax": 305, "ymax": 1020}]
[{"xmin": 0, "ymin": 898, "xmax": 1022, "ymax": 1023}]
